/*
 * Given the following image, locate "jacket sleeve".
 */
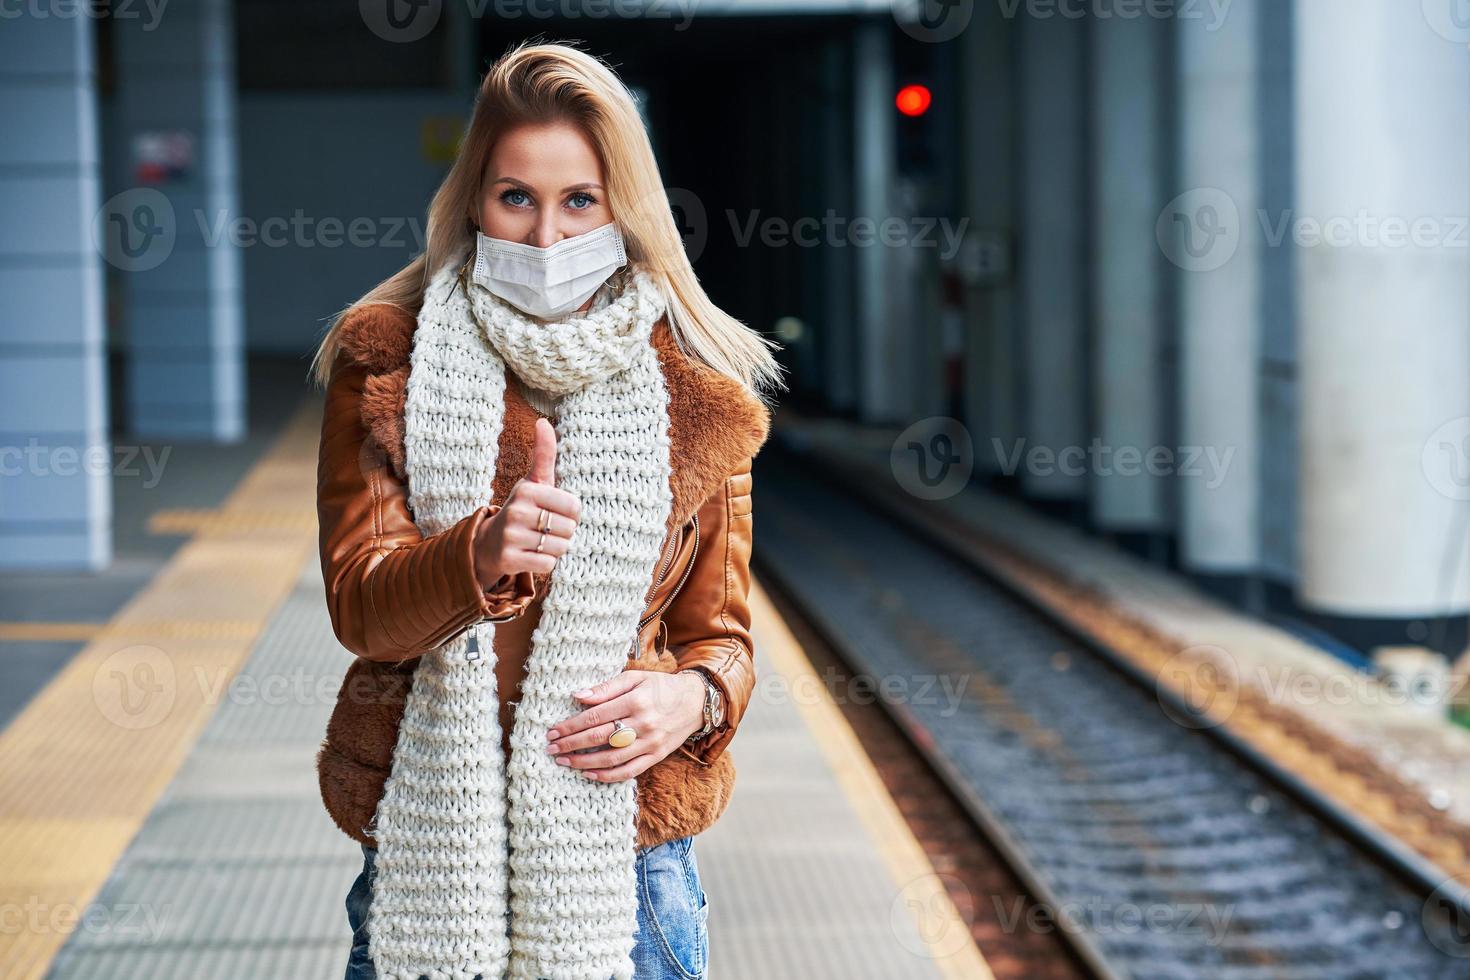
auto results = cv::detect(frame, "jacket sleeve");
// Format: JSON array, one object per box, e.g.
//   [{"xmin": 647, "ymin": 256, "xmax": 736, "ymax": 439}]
[
  {"xmin": 665, "ymin": 456, "xmax": 757, "ymax": 768},
  {"xmin": 317, "ymin": 350, "xmax": 536, "ymax": 662}
]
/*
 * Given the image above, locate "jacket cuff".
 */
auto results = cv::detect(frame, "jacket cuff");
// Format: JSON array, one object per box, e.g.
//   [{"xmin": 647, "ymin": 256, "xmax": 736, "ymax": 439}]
[
  {"xmin": 392, "ymin": 504, "xmax": 535, "ymax": 654},
  {"xmin": 483, "ymin": 569, "xmax": 536, "ymax": 621},
  {"xmin": 672, "ymin": 659, "xmax": 739, "ymax": 767},
  {"xmin": 464, "ymin": 503, "xmax": 537, "ymax": 623}
]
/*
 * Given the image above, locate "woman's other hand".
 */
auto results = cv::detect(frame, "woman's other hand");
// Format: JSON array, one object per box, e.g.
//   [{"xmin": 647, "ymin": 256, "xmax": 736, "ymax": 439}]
[
  {"xmin": 543, "ymin": 670, "xmax": 709, "ymax": 781},
  {"xmin": 474, "ymin": 417, "xmax": 580, "ymax": 588}
]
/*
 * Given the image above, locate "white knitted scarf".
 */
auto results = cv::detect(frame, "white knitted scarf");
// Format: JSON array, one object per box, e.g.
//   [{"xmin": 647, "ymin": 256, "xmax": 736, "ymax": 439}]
[{"xmin": 364, "ymin": 254, "xmax": 672, "ymax": 980}]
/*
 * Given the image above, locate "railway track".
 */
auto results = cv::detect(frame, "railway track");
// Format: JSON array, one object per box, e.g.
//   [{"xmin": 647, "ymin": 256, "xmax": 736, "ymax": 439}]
[
  {"xmin": 752, "ymin": 445, "xmax": 1470, "ymax": 980},
  {"xmin": 763, "ymin": 568, "xmax": 1092, "ymax": 980}
]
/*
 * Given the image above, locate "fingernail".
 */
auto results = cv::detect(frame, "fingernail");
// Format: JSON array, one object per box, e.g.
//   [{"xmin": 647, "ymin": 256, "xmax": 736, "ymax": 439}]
[
  {"xmin": 573, "ymin": 689, "xmax": 592, "ymax": 698},
  {"xmin": 546, "ymin": 730, "xmax": 559, "ymax": 740},
  {"xmin": 556, "ymin": 757, "xmax": 570, "ymax": 766}
]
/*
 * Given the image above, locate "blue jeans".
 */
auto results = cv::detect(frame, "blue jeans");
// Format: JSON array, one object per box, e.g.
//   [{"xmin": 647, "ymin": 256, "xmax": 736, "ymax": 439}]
[{"xmin": 344, "ymin": 837, "xmax": 710, "ymax": 980}]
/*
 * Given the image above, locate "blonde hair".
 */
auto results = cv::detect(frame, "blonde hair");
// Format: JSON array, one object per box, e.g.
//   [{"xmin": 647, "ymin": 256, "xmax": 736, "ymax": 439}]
[{"xmin": 309, "ymin": 39, "xmax": 785, "ymax": 407}]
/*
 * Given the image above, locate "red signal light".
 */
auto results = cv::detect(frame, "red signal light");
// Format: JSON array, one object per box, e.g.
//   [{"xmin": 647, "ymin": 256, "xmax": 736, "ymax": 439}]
[{"xmin": 896, "ymin": 84, "xmax": 932, "ymax": 117}]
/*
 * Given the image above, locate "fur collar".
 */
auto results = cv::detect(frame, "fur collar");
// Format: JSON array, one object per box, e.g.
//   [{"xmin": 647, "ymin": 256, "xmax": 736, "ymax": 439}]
[{"xmin": 335, "ymin": 301, "xmax": 771, "ymax": 536}]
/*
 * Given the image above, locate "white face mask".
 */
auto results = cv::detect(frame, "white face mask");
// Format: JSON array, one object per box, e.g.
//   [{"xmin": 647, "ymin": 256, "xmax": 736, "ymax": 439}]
[{"xmin": 471, "ymin": 221, "xmax": 628, "ymax": 320}]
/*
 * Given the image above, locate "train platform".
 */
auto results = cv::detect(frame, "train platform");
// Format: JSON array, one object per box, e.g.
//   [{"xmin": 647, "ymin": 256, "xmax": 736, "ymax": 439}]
[
  {"xmin": 0, "ymin": 372, "xmax": 990, "ymax": 980},
  {"xmin": 776, "ymin": 411, "xmax": 1470, "ymax": 881}
]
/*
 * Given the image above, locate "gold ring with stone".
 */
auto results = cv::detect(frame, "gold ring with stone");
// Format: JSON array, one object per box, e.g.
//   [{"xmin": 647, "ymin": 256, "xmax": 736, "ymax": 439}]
[
  {"xmin": 538, "ymin": 508, "xmax": 552, "ymax": 534},
  {"xmin": 536, "ymin": 531, "xmax": 547, "ymax": 553},
  {"xmin": 608, "ymin": 719, "xmax": 638, "ymax": 749}
]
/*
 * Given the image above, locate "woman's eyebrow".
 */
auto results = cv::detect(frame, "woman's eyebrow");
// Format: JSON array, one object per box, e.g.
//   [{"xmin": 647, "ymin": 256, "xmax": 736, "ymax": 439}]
[{"xmin": 493, "ymin": 177, "xmax": 604, "ymax": 193}]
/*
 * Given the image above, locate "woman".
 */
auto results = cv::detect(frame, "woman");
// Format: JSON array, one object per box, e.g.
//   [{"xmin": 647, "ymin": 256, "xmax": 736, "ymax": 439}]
[{"xmin": 310, "ymin": 40, "xmax": 783, "ymax": 980}]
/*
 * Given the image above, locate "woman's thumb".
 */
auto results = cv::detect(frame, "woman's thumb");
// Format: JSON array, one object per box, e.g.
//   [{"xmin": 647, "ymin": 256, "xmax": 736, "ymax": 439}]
[{"xmin": 528, "ymin": 418, "xmax": 557, "ymax": 485}]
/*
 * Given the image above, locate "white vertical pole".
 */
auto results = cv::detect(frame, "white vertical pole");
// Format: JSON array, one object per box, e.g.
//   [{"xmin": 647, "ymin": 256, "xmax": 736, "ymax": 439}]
[
  {"xmin": 1018, "ymin": 10, "xmax": 1088, "ymax": 498},
  {"xmin": 1175, "ymin": 1, "xmax": 1262, "ymax": 571},
  {"xmin": 1090, "ymin": 14, "xmax": 1170, "ymax": 531},
  {"xmin": 1296, "ymin": 0, "xmax": 1470, "ymax": 614}
]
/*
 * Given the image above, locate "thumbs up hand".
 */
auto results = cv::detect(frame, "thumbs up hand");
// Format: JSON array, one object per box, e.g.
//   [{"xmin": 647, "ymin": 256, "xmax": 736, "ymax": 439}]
[{"xmin": 474, "ymin": 418, "xmax": 582, "ymax": 589}]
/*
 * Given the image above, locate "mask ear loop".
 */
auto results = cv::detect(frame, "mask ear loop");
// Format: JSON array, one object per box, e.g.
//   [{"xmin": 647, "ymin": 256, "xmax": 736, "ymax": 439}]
[
  {"xmin": 449, "ymin": 206, "xmax": 479, "ymax": 302},
  {"xmin": 449, "ymin": 248, "xmax": 473, "ymax": 303}
]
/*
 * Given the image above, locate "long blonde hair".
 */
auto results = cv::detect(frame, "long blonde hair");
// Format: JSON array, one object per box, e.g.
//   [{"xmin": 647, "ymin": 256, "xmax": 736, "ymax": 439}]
[{"xmin": 309, "ymin": 39, "xmax": 785, "ymax": 407}]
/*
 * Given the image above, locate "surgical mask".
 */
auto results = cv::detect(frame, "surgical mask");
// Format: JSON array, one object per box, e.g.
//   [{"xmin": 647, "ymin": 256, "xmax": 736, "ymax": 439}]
[{"xmin": 471, "ymin": 221, "xmax": 628, "ymax": 320}]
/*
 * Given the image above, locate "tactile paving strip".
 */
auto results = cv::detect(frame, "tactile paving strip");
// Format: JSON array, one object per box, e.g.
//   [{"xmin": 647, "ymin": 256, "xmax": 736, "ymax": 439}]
[
  {"xmin": 44, "ymin": 557, "xmax": 362, "ymax": 980},
  {"xmin": 0, "ymin": 405, "xmax": 322, "ymax": 980}
]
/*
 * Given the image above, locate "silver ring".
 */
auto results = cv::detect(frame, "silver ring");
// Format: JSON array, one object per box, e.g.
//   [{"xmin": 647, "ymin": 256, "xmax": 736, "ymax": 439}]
[{"xmin": 608, "ymin": 718, "xmax": 638, "ymax": 749}]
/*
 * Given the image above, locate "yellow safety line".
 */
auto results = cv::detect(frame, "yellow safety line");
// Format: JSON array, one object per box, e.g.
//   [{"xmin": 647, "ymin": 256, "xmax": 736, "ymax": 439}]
[
  {"xmin": 0, "ymin": 624, "xmax": 103, "ymax": 642},
  {"xmin": 0, "ymin": 400, "xmax": 322, "ymax": 980},
  {"xmin": 0, "ymin": 621, "xmax": 269, "ymax": 643},
  {"xmin": 148, "ymin": 509, "xmax": 319, "ymax": 536},
  {"xmin": 749, "ymin": 577, "xmax": 996, "ymax": 980}
]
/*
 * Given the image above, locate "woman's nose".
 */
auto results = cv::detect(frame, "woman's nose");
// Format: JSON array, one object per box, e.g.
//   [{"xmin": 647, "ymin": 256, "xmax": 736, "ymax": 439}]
[{"xmin": 526, "ymin": 220, "xmax": 563, "ymax": 249}]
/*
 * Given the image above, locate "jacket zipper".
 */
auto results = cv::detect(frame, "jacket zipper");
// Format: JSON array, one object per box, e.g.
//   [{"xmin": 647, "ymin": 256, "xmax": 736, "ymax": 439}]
[
  {"xmin": 434, "ymin": 584, "xmax": 524, "ymax": 660},
  {"xmin": 644, "ymin": 524, "xmax": 684, "ymax": 605},
  {"xmin": 638, "ymin": 513, "xmax": 699, "ymax": 631}
]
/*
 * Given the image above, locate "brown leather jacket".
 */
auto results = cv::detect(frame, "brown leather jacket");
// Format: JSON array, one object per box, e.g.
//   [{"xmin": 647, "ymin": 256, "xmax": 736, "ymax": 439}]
[{"xmin": 315, "ymin": 300, "xmax": 772, "ymax": 852}]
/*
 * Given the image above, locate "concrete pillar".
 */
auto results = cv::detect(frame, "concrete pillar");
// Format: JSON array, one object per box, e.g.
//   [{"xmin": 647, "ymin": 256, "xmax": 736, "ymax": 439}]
[
  {"xmin": 821, "ymin": 39, "xmax": 858, "ymax": 413},
  {"xmin": 111, "ymin": 0, "xmax": 245, "ymax": 439},
  {"xmin": 958, "ymin": 1, "xmax": 1019, "ymax": 477},
  {"xmin": 0, "ymin": 14, "xmax": 111, "ymax": 570},
  {"xmin": 444, "ymin": 0, "xmax": 479, "ymax": 102},
  {"xmin": 1296, "ymin": 1, "xmax": 1470, "ymax": 615},
  {"xmin": 1173, "ymin": 0, "xmax": 1261, "ymax": 572},
  {"xmin": 895, "ymin": 176, "xmax": 946, "ymax": 421},
  {"xmin": 1090, "ymin": 13, "xmax": 1171, "ymax": 531},
  {"xmin": 1256, "ymin": 0, "xmax": 1297, "ymax": 585},
  {"xmin": 1015, "ymin": 10, "xmax": 1087, "ymax": 497},
  {"xmin": 853, "ymin": 17, "xmax": 903, "ymax": 423}
]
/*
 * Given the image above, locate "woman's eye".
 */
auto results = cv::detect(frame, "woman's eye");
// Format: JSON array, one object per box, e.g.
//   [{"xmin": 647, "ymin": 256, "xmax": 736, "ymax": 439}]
[
  {"xmin": 501, "ymin": 189, "xmax": 530, "ymax": 208},
  {"xmin": 568, "ymin": 192, "xmax": 597, "ymax": 210}
]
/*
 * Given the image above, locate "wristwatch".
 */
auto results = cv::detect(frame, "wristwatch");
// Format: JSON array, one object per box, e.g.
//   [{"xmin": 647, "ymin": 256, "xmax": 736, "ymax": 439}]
[{"xmin": 679, "ymin": 667, "xmax": 725, "ymax": 743}]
